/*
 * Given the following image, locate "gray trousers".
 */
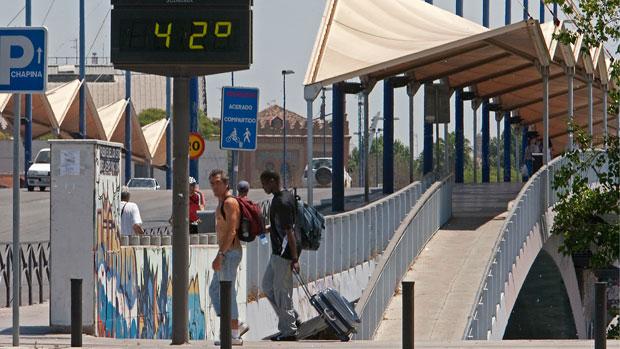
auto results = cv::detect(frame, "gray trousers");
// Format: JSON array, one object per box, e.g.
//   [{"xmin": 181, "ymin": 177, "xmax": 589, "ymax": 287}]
[{"xmin": 262, "ymin": 254, "xmax": 298, "ymax": 336}]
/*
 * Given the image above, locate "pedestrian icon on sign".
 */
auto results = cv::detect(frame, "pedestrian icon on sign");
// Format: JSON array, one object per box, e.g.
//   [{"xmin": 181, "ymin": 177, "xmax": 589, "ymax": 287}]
[{"xmin": 244, "ymin": 128, "xmax": 251, "ymax": 144}]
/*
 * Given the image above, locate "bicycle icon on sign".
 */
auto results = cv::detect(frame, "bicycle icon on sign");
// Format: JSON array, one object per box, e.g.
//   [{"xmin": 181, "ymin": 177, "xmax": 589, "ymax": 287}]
[{"xmin": 226, "ymin": 128, "xmax": 247, "ymax": 148}]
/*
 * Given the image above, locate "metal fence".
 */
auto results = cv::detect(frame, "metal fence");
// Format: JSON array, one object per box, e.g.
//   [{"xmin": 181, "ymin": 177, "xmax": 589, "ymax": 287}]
[
  {"xmin": 464, "ymin": 154, "xmax": 605, "ymax": 340},
  {"xmin": 245, "ymin": 174, "xmax": 437, "ymax": 301},
  {"xmin": 353, "ymin": 175, "xmax": 453, "ymax": 339},
  {"xmin": 0, "ymin": 241, "xmax": 50, "ymax": 307}
]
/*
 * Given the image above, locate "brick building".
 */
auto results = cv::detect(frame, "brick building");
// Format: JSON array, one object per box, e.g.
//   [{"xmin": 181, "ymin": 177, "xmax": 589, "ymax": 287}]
[{"xmin": 238, "ymin": 104, "xmax": 350, "ymax": 188}]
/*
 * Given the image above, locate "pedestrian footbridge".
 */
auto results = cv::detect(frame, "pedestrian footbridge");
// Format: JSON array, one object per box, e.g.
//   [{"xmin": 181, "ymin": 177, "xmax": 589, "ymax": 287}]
[{"xmin": 43, "ymin": 150, "xmax": 608, "ymax": 343}]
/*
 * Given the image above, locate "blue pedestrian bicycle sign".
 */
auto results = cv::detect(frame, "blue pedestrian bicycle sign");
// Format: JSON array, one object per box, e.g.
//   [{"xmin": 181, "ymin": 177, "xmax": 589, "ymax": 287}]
[
  {"xmin": 220, "ymin": 86, "xmax": 259, "ymax": 151},
  {"xmin": 0, "ymin": 27, "xmax": 47, "ymax": 93}
]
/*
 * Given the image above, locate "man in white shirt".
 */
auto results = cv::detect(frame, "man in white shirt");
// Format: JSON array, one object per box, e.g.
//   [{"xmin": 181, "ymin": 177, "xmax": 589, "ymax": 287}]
[{"xmin": 120, "ymin": 186, "xmax": 144, "ymax": 236}]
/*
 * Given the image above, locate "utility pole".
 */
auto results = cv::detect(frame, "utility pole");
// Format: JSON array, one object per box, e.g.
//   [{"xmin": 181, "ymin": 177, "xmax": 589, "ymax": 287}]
[{"xmin": 171, "ymin": 77, "xmax": 190, "ymax": 345}]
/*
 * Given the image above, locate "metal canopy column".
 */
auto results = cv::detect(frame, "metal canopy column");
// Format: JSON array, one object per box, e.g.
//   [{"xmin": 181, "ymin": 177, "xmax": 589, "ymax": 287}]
[
  {"xmin": 455, "ymin": 0, "xmax": 464, "ymax": 183},
  {"xmin": 503, "ymin": 112, "xmax": 511, "ymax": 181},
  {"xmin": 542, "ymin": 65, "xmax": 550, "ymax": 209},
  {"xmin": 481, "ymin": 0, "xmax": 490, "ymax": 183},
  {"xmin": 455, "ymin": 90, "xmax": 464, "ymax": 182},
  {"xmin": 473, "ymin": 105, "xmax": 478, "ymax": 183},
  {"xmin": 567, "ymin": 67, "xmax": 575, "ymax": 150},
  {"xmin": 424, "ymin": 0, "xmax": 434, "ymax": 176},
  {"xmin": 364, "ymin": 91, "xmax": 370, "ymax": 201},
  {"xmin": 332, "ymin": 83, "xmax": 345, "ymax": 212},
  {"xmin": 304, "ymin": 84, "xmax": 321, "ymax": 206},
  {"xmin": 503, "ymin": 0, "xmax": 512, "ymax": 182},
  {"xmin": 482, "ymin": 102, "xmax": 490, "ymax": 182},
  {"xmin": 587, "ymin": 73, "xmax": 594, "ymax": 138},
  {"xmin": 383, "ymin": 79, "xmax": 395, "ymax": 194},
  {"xmin": 496, "ymin": 114, "xmax": 501, "ymax": 182},
  {"xmin": 602, "ymin": 84, "xmax": 608, "ymax": 141},
  {"xmin": 407, "ymin": 86, "xmax": 415, "ymax": 183},
  {"xmin": 124, "ymin": 71, "xmax": 132, "ymax": 184}
]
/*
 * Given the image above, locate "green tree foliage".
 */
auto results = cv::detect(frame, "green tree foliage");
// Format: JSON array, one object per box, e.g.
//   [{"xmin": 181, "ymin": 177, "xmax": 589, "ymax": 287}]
[
  {"xmin": 551, "ymin": 128, "xmax": 619, "ymax": 268},
  {"xmin": 137, "ymin": 108, "xmax": 220, "ymax": 140},
  {"xmin": 138, "ymin": 108, "xmax": 166, "ymax": 126}
]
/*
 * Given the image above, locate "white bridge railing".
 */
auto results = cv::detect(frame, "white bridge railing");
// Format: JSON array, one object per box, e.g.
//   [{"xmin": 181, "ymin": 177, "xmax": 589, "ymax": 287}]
[
  {"xmin": 245, "ymin": 174, "xmax": 437, "ymax": 305},
  {"xmin": 465, "ymin": 154, "xmax": 604, "ymax": 340}
]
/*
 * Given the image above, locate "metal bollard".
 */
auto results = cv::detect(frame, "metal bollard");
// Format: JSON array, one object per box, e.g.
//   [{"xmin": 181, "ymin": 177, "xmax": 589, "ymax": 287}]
[
  {"xmin": 71, "ymin": 278, "xmax": 82, "ymax": 347},
  {"xmin": 402, "ymin": 280, "xmax": 414, "ymax": 349},
  {"xmin": 220, "ymin": 280, "xmax": 232, "ymax": 349},
  {"xmin": 595, "ymin": 282, "xmax": 607, "ymax": 349}
]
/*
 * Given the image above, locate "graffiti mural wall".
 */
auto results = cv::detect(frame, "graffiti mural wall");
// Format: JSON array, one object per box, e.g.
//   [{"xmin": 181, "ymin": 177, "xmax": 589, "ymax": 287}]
[{"xmin": 93, "ymin": 145, "xmax": 246, "ymax": 340}]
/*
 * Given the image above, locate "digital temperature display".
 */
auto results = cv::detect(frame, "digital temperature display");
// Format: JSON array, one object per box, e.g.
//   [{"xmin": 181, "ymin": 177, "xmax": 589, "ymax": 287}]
[{"xmin": 111, "ymin": 6, "xmax": 251, "ymax": 76}]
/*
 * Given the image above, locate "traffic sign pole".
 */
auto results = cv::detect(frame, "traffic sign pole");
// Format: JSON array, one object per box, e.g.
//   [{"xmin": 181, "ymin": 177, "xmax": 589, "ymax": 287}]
[
  {"xmin": 12, "ymin": 94, "xmax": 21, "ymax": 347},
  {"xmin": 171, "ymin": 77, "xmax": 189, "ymax": 345}
]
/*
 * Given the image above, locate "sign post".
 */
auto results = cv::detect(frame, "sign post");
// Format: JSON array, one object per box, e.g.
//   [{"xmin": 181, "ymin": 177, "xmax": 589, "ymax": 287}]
[{"xmin": 0, "ymin": 26, "xmax": 47, "ymax": 347}]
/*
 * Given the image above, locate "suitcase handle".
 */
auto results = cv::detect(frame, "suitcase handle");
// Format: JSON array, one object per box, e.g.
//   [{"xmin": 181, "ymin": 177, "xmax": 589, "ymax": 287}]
[{"xmin": 293, "ymin": 270, "xmax": 313, "ymax": 300}]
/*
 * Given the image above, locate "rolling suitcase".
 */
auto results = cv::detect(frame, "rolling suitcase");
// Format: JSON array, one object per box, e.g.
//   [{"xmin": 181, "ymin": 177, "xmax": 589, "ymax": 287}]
[{"xmin": 294, "ymin": 271, "xmax": 361, "ymax": 341}]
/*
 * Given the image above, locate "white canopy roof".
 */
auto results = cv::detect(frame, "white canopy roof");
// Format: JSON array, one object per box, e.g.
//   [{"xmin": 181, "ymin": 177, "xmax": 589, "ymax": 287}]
[{"xmin": 305, "ymin": 0, "xmax": 487, "ymax": 87}]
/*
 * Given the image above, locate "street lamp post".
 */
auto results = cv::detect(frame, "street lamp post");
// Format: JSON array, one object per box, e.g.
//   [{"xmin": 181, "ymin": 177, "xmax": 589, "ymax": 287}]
[{"xmin": 282, "ymin": 70, "xmax": 295, "ymax": 188}]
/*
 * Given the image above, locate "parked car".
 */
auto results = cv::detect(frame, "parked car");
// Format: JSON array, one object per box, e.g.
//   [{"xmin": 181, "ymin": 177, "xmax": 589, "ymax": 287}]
[
  {"xmin": 27, "ymin": 148, "xmax": 51, "ymax": 192},
  {"xmin": 126, "ymin": 177, "xmax": 160, "ymax": 190},
  {"xmin": 302, "ymin": 157, "xmax": 352, "ymax": 188}
]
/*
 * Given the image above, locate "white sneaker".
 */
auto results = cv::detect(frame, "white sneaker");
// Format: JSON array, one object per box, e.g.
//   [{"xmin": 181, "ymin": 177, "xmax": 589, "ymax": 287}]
[
  {"xmin": 214, "ymin": 337, "xmax": 243, "ymax": 346},
  {"xmin": 238, "ymin": 322, "xmax": 250, "ymax": 337}
]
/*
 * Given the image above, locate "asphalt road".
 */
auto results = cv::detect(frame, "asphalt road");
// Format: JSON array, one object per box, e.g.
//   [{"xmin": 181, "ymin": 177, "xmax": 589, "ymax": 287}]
[{"xmin": 0, "ymin": 187, "xmax": 372, "ymax": 243}]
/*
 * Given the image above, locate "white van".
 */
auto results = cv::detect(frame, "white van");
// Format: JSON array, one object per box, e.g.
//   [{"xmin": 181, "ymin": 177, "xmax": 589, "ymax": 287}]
[{"xmin": 27, "ymin": 148, "xmax": 51, "ymax": 191}]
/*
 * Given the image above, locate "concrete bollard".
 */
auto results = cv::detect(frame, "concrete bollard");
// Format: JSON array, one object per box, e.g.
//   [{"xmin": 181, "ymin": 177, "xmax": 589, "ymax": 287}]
[
  {"xmin": 208, "ymin": 234, "xmax": 218, "ymax": 245},
  {"xmin": 161, "ymin": 236, "xmax": 172, "ymax": 245},
  {"xmin": 199, "ymin": 234, "xmax": 209, "ymax": 245},
  {"xmin": 190, "ymin": 235, "xmax": 199, "ymax": 245},
  {"xmin": 140, "ymin": 236, "xmax": 151, "ymax": 245},
  {"xmin": 150, "ymin": 236, "xmax": 161, "ymax": 246},
  {"xmin": 129, "ymin": 235, "xmax": 140, "ymax": 246},
  {"xmin": 71, "ymin": 278, "xmax": 82, "ymax": 347},
  {"xmin": 402, "ymin": 280, "xmax": 414, "ymax": 349},
  {"xmin": 595, "ymin": 282, "xmax": 607, "ymax": 349}
]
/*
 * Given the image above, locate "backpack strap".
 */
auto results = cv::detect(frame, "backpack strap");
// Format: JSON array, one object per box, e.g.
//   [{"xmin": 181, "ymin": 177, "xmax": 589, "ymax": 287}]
[
  {"xmin": 220, "ymin": 195, "xmax": 235, "ymax": 220},
  {"xmin": 121, "ymin": 202, "xmax": 128, "ymax": 216}
]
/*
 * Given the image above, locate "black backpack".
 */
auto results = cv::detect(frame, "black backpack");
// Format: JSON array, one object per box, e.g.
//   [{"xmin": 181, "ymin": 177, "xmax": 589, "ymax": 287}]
[{"xmin": 292, "ymin": 189, "xmax": 325, "ymax": 251}]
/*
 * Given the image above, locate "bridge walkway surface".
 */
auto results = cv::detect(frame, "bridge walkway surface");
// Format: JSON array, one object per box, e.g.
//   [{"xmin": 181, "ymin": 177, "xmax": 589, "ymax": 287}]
[{"xmin": 375, "ymin": 183, "xmax": 523, "ymax": 341}]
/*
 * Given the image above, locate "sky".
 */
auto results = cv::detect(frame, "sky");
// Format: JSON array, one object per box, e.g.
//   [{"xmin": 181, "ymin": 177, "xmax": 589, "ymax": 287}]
[{"xmin": 0, "ymin": 0, "xmax": 593, "ymax": 154}]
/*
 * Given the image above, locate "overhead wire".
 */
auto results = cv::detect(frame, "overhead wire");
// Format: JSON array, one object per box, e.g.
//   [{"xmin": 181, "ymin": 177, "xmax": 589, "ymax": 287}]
[
  {"xmin": 87, "ymin": 8, "xmax": 111, "ymax": 57},
  {"xmin": 42, "ymin": 0, "xmax": 57, "ymax": 26},
  {"xmin": 6, "ymin": 6, "xmax": 25, "ymax": 26}
]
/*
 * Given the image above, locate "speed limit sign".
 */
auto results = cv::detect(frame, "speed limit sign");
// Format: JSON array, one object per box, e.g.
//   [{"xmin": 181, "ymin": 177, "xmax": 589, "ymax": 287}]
[{"xmin": 189, "ymin": 132, "xmax": 205, "ymax": 160}]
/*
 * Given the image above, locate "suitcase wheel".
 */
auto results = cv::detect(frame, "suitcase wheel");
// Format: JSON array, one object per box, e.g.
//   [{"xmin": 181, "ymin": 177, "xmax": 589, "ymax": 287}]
[{"xmin": 338, "ymin": 335, "xmax": 350, "ymax": 342}]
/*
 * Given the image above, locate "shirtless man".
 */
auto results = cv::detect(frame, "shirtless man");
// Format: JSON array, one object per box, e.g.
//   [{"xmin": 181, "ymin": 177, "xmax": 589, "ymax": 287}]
[{"xmin": 208, "ymin": 169, "xmax": 248, "ymax": 345}]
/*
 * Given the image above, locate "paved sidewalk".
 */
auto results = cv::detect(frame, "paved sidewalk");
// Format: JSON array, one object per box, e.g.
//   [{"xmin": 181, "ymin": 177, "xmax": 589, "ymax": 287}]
[
  {"xmin": 375, "ymin": 215, "xmax": 507, "ymax": 341},
  {"xmin": 1, "ymin": 303, "xmax": 618, "ymax": 348}
]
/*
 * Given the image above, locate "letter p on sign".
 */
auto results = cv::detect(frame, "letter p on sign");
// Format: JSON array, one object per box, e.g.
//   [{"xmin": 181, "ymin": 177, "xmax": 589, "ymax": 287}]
[{"xmin": 0, "ymin": 35, "xmax": 34, "ymax": 85}]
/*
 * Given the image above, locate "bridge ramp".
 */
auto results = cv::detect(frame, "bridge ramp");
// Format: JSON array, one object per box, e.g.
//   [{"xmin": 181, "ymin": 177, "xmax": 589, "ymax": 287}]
[{"xmin": 375, "ymin": 183, "xmax": 522, "ymax": 341}]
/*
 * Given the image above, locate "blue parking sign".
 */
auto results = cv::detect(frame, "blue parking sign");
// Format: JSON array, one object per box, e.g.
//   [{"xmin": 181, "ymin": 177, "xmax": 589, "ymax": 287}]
[
  {"xmin": 220, "ymin": 86, "xmax": 259, "ymax": 151},
  {"xmin": 0, "ymin": 27, "xmax": 47, "ymax": 93}
]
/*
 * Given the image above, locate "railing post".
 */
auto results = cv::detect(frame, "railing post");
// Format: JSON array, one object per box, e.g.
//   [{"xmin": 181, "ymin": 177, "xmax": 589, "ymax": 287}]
[
  {"xmin": 402, "ymin": 280, "xmax": 415, "ymax": 349},
  {"xmin": 594, "ymin": 282, "xmax": 607, "ymax": 349}
]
